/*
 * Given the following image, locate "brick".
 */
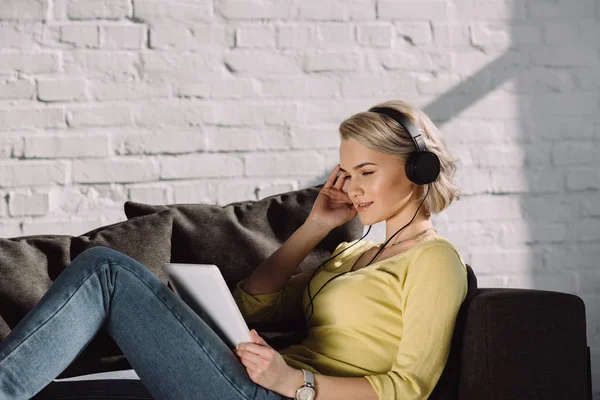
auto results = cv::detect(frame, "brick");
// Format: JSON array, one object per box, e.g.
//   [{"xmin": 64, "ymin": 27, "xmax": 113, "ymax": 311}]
[
  {"xmin": 236, "ymin": 25, "xmax": 275, "ymax": 48},
  {"xmin": 432, "ymin": 23, "xmax": 470, "ymax": 47},
  {"xmin": 0, "ymin": 52, "xmax": 59, "ymax": 74},
  {"xmin": 67, "ymin": 105, "xmax": 132, "ymax": 127},
  {"xmin": 60, "ymin": 24, "xmax": 99, "ymax": 47},
  {"xmin": 177, "ymin": 78, "xmax": 259, "ymax": 99},
  {"xmin": 171, "ymin": 181, "xmax": 216, "ymax": 204},
  {"xmin": 67, "ymin": 0, "xmax": 130, "ymax": 20},
  {"xmin": 297, "ymin": 0, "xmax": 375, "ymax": 21},
  {"xmin": 256, "ymin": 181, "xmax": 297, "ymax": 199},
  {"xmin": 453, "ymin": 168, "xmax": 492, "ymax": 195},
  {"xmin": 582, "ymin": 193, "xmax": 600, "ymax": 217},
  {"xmin": 73, "ymin": 159, "xmax": 157, "ymax": 183},
  {"xmin": 22, "ymin": 219, "xmax": 107, "ymax": 236},
  {"xmin": 522, "ymin": 196, "xmax": 580, "ymax": 222},
  {"xmin": 356, "ymin": 23, "xmax": 393, "ymax": 48},
  {"xmin": 276, "ymin": 25, "xmax": 318, "ymax": 49},
  {"xmin": 572, "ymin": 67, "xmax": 600, "ymax": 91},
  {"xmin": 0, "ymin": 107, "xmax": 65, "ymax": 130},
  {"xmin": 443, "ymin": 194, "xmax": 522, "ymax": 221},
  {"xmin": 90, "ymin": 81, "xmax": 170, "ymax": 101},
  {"xmin": 133, "ymin": 1, "xmax": 213, "ymax": 22},
  {"xmin": 544, "ymin": 244, "xmax": 600, "ymax": 272},
  {"xmin": 304, "ymin": 51, "xmax": 362, "ymax": 72},
  {"xmin": 439, "ymin": 119, "xmax": 504, "ymax": 144},
  {"xmin": 260, "ymin": 76, "xmax": 338, "ymax": 98},
  {"xmin": 216, "ymin": 181, "xmax": 258, "ymax": 205},
  {"xmin": 542, "ymin": 21, "xmax": 578, "ymax": 45},
  {"xmin": 417, "ymin": 73, "xmax": 461, "ymax": 95},
  {"xmin": 211, "ymin": 102, "xmax": 298, "ymax": 126},
  {"xmin": 571, "ymin": 219, "xmax": 600, "ymax": 242},
  {"xmin": 149, "ymin": 24, "xmax": 231, "ymax": 51},
  {"xmin": 115, "ymin": 130, "xmax": 206, "ymax": 155},
  {"xmin": 24, "ymin": 134, "xmax": 109, "ymax": 158},
  {"xmin": 37, "ymin": 78, "xmax": 87, "ymax": 102},
  {"xmin": 531, "ymin": 48, "xmax": 599, "ymax": 67},
  {"xmin": 471, "ymin": 247, "xmax": 541, "ymax": 274},
  {"xmin": 382, "ymin": 50, "xmax": 454, "ymax": 72},
  {"xmin": 8, "ymin": 191, "xmax": 49, "ymax": 217},
  {"xmin": 506, "ymin": 272, "xmax": 577, "ymax": 294},
  {"xmin": 0, "ymin": 161, "xmax": 67, "ymax": 187},
  {"xmin": 566, "ymin": 167, "xmax": 600, "ymax": 191},
  {"xmin": 470, "ymin": 22, "xmax": 511, "ymax": 48},
  {"xmin": 290, "ymin": 124, "xmax": 341, "ymax": 150},
  {"xmin": 491, "ymin": 168, "xmax": 563, "ymax": 194},
  {"xmin": 160, "ymin": 153, "xmax": 243, "ymax": 179},
  {"xmin": 0, "ymin": 0, "xmax": 48, "ymax": 20},
  {"xmin": 461, "ymin": 0, "xmax": 527, "ymax": 20},
  {"xmin": 217, "ymin": 0, "xmax": 294, "ymax": 20},
  {"xmin": 224, "ymin": 51, "xmax": 301, "ymax": 75},
  {"xmin": 0, "ymin": 79, "xmax": 35, "ymax": 100},
  {"xmin": 527, "ymin": 0, "xmax": 595, "ymax": 19},
  {"xmin": 128, "ymin": 185, "xmax": 171, "ymax": 204},
  {"xmin": 503, "ymin": 68, "xmax": 575, "ymax": 93},
  {"xmin": 132, "ymin": 103, "xmax": 214, "ymax": 127},
  {"xmin": 101, "ymin": 24, "xmax": 146, "ymax": 49},
  {"xmin": 244, "ymin": 152, "xmax": 324, "ymax": 177},
  {"xmin": 141, "ymin": 52, "xmax": 222, "ymax": 82},
  {"xmin": 298, "ymin": 99, "xmax": 373, "ymax": 124},
  {"xmin": 377, "ymin": 1, "xmax": 448, "ymax": 20},
  {"xmin": 0, "ymin": 136, "xmax": 24, "ymax": 159},
  {"xmin": 63, "ymin": 51, "xmax": 141, "ymax": 81},
  {"xmin": 522, "ymin": 116, "xmax": 595, "ymax": 140},
  {"xmin": 0, "ymin": 23, "xmax": 42, "ymax": 49},
  {"xmin": 0, "ymin": 222, "xmax": 22, "ymax": 238},
  {"xmin": 552, "ymin": 142, "xmax": 599, "ymax": 166},
  {"xmin": 394, "ymin": 21, "xmax": 432, "ymax": 45},
  {"xmin": 317, "ymin": 24, "xmax": 355, "ymax": 47},
  {"xmin": 206, "ymin": 126, "xmax": 290, "ymax": 151},
  {"xmin": 341, "ymin": 74, "xmax": 416, "ymax": 97}
]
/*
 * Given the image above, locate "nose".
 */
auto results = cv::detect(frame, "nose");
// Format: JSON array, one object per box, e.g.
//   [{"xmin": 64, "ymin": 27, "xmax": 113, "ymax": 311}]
[{"xmin": 347, "ymin": 179, "xmax": 363, "ymax": 200}]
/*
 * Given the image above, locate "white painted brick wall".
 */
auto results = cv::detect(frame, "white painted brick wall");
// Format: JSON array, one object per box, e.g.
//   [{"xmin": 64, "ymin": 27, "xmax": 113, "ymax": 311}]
[{"xmin": 1, "ymin": 0, "xmax": 599, "ymax": 395}]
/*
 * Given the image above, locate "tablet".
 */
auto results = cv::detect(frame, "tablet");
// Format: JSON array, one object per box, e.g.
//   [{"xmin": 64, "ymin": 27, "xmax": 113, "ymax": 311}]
[{"xmin": 162, "ymin": 263, "xmax": 252, "ymax": 349}]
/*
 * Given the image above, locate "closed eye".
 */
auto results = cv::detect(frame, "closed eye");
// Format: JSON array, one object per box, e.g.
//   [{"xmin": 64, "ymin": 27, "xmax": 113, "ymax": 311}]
[{"xmin": 342, "ymin": 172, "xmax": 373, "ymax": 180}]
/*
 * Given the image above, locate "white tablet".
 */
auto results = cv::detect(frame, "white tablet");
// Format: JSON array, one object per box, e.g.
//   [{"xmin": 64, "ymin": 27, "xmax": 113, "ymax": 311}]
[{"xmin": 162, "ymin": 263, "xmax": 252, "ymax": 349}]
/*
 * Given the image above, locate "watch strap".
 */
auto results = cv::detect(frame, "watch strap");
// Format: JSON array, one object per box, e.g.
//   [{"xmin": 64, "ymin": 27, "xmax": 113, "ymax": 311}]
[{"xmin": 302, "ymin": 369, "xmax": 315, "ymax": 387}]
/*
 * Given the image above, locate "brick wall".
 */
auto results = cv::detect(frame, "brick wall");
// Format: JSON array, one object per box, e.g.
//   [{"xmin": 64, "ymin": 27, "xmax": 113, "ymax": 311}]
[{"xmin": 0, "ymin": 0, "xmax": 598, "ymax": 395}]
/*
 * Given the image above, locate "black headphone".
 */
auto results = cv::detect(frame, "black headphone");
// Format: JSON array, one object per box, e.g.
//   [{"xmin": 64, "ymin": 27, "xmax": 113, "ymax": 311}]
[
  {"xmin": 302, "ymin": 107, "xmax": 440, "ymax": 322},
  {"xmin": 369, "ymin": 107, "xmax": 441, "ymax": 185}
]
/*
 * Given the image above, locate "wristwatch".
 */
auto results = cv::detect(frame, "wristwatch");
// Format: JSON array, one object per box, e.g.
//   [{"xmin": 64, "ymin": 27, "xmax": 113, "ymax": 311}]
[{"xmin": 294, "ymin": 369, "xmax": 316, "ymax": 400}]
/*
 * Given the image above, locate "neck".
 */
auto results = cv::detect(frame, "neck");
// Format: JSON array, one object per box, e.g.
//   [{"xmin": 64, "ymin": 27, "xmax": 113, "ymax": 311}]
[{"xmin": 384, "ymin": 209, "xmax": 433, "ymax": 245}]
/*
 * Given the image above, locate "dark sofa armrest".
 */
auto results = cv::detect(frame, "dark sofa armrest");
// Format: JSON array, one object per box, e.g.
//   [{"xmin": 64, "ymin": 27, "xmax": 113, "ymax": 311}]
[{"xmin": 458, "ymin": 288, "xmax": 589, "ymax": 400}]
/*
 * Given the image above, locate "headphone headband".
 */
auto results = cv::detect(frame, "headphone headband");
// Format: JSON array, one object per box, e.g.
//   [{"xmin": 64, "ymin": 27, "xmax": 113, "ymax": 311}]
[{"xmin": 369, "ymin": 107, "xmax": 427, "ymax": 153}]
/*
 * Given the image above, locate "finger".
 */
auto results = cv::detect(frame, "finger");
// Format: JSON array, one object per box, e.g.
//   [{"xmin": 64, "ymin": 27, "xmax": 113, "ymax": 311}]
[
  {"xmin": 237, "ymin": 349, "xmax": 264, "ymax": 366},
  {"xmin": 323, "ymin": 165, "xmax": 341, "ymax": 189},
  {"xmin": 240, "ymin": 343, "xmax": 273, "ymax": 359},
  {"xmin": 333, "ymin": 174, "xmax": 345, "ymax": 190},
  {"xmin": 238, "ymin": 353, "xmax": 259, "ymax": 370}
]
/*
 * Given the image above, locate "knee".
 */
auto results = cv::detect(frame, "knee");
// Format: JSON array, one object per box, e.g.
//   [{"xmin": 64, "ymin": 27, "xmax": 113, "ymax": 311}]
[{"xmin": 76, "ymin": 246, "xmax": 122, "ymax": 265}]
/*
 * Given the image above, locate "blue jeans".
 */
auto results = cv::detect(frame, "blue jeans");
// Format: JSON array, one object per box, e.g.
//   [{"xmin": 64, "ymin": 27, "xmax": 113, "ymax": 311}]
[{"xmin": 0, "ymin": 246, "xmax": 288, "ymax": 400}]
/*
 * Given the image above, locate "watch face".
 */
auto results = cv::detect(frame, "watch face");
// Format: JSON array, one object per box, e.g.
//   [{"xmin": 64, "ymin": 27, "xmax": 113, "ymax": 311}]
[{"xmin": 296, "ymin": 387, "xmax": 315, "ymax": 400}]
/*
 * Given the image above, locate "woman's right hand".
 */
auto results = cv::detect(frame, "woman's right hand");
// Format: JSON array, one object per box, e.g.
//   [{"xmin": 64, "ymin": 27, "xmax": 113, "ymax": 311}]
[{"xmin": 306, "ymin": 165, "xmax": 358, "ymax": 231}]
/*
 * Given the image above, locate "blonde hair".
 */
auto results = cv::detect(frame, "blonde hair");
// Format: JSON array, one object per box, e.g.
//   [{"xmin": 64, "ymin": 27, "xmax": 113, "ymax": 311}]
[{"xmin": 338, "ymin": 99, "xmax": 460, "ymax": 216}]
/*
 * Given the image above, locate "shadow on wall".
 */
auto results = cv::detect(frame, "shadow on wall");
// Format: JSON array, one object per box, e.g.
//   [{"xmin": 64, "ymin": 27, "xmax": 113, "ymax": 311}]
[{"xmin": 306, "ymin": 1, "xmax": 599, "ymax": 396}]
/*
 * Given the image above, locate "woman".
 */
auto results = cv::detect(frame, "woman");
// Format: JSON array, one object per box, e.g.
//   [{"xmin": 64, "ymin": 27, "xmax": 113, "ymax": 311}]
[{"xmin": 0, "ymin": 100, "xmax": 466, "ymax": 400}]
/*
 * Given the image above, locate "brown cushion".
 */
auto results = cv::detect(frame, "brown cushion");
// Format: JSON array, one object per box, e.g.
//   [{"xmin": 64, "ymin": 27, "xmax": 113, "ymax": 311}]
[
  {"xmin": 0, "ymin": 209, "xmax": 174, "ymax": 378},
  {"xmin": 124, "ymin": 185, "xmax": 364, "ymax": 291}
]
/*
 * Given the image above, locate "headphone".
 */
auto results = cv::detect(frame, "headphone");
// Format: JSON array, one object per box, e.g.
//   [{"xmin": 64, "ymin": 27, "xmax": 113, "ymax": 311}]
[
  {"xmin": 369, "ymin": 107, "xmax": 441, "ymax": 185},
  {"xmin": 302, "ymin": 107, "xmax": 441, "ymax": 322}
]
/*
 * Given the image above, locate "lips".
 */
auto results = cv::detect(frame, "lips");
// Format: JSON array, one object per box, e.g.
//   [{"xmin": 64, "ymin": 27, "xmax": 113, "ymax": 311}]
[{"xmin": 356, "ymin": 202, "xmax": 373, "ymax": 212}]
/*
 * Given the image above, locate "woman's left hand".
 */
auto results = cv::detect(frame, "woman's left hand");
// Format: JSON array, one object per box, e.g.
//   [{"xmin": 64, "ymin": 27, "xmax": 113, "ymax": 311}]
[{"xmin": 235, "ymin": 329, "xmax": 301, "ymax": 397}]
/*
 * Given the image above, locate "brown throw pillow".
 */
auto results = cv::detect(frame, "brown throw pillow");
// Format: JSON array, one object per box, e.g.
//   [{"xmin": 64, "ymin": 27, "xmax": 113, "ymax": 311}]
[
  {"xmin": 124, "ymin": 185, "xmax": 364, "ymax": 291},
  {"xmin": 0, "ymin": 209, "xmax": 174, "ymax": 378}
]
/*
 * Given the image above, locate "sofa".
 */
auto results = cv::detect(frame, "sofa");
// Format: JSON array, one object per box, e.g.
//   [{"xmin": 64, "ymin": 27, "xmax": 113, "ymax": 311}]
[{"xmin": 0, "ymin": 185, "xmax": 592, "ymax": 400}]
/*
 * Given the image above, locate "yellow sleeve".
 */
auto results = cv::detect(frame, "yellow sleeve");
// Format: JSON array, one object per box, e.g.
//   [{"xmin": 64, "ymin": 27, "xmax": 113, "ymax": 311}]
[
  {"xmin": 232, "ymin": 268, "xmax": 314, "ymax": 323},
  {"xmin": 232, "ymin": 241, "xmax": 352, "ymax": 324},
  {"xmin": 364, "ymin": 244, "xmax": 468, "ymax": 400}
]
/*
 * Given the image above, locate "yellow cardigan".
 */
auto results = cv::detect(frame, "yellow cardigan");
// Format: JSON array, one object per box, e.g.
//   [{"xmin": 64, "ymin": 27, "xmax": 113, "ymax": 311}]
[{"xmin": 233, "ymin": 235, "xmax": 468, "ymax": 400}]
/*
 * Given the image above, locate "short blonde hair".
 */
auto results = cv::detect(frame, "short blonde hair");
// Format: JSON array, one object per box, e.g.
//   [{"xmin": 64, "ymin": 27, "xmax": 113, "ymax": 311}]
[{"xmin": 338, "ymin": 99, "xmax": 460, "ymax": 216}]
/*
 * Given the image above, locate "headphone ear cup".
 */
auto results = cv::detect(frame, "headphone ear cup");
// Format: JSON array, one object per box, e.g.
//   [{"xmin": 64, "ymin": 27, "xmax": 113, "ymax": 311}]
[{"xmin": 405, "ymin": 151, "xmax": 441, "ymax": 185}]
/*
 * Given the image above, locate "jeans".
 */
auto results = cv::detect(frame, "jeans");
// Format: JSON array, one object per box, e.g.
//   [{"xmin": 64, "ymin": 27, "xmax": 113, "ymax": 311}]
[{"xmin": 0, "ymin": 246, "xmax": 288, "ymax": 400}]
